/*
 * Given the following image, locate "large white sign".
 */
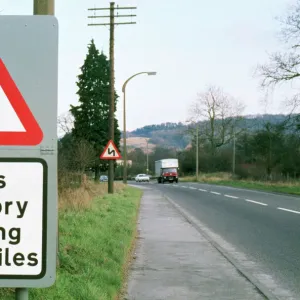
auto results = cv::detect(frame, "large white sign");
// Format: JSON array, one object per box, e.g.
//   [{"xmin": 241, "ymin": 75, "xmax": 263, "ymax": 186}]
[{"xmin": 0, "ymin": 160, "xmax": 46, "ymax": 277}]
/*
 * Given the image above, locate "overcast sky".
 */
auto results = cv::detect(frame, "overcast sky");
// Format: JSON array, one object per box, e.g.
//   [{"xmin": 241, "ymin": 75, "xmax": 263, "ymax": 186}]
[{"xmin": 1, "ymin": 0, "xmax": 296, "ymax": 131}]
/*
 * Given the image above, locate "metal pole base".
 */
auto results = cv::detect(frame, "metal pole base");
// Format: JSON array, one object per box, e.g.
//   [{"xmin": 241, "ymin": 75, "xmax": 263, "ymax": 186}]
[{"xmin": 16, "ymin": 288, "xmax": 29, "ymax": 300}]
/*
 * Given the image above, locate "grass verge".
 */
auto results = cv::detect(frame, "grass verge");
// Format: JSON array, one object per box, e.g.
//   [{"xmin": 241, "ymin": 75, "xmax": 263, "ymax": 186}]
[
  {"xmin": 0, "ymin": 184, "xmax": 142, "ymax": 300},
  {"xmin": 181, "ymin": 172, "xmax": 300, "ymax": 196}
]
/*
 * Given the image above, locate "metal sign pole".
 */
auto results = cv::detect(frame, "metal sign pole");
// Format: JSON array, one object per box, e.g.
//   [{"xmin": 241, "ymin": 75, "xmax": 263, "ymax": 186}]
[{"xmin": 16, "ymin": 288, "xmax": 28, "ymax": 300}]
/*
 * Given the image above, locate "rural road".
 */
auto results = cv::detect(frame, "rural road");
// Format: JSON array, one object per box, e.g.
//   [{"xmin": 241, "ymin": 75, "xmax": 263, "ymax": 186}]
[{"xmin": 130, "ymin": 181, "xmax": 300, "ymax": 299}]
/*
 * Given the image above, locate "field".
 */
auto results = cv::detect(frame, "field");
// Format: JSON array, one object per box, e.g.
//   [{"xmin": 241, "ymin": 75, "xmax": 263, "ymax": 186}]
[
  {"xmin": 181, "ymin": 172, "xmax": 300, "ymax": 196},
  {"xmin": 120, "ymin": 137, "xmax": 156, "ymax": 153},
  {"xmin": 0, "ymin": 182, "xmax": 142, "ymax": 300}
]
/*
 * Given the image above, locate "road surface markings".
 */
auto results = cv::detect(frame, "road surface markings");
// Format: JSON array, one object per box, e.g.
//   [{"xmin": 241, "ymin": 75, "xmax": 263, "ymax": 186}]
[
  {"xmin": 245, "ymin": 199, "xmax": 268, "ymax": 206},
  {"xmin": 210, "ymin": 191, "xmax": 221, "ymax": 195},
  {"xmin": 277, "ymin": 207, "xmax": 300, "ymax": 214},
  {"xmin": 198, "ymin": 188, "xmax": 207, "ymax": 192},
  {"xmin": 224, "ymin": 194, "xmax": 239, "ymax": 199},
  {"xmin": 189, "ymin": 187, "xmax": 197, "ymax": 190}
]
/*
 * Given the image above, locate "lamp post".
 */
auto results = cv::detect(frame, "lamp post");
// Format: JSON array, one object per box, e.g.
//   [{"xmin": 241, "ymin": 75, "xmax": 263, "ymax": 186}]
[
  {"xmin": 196, "ymin": 124, "xmax": 199, "ymax": 181},
  {"xmin": 186, "ymin": 120, "xmax": 199, "ymax": 181},
  {"xmin": 145, "ymin": 138, "xmax": 149, "ymax": 174},
  {"xmin": 122, "ymin": 71, "xmax": 157, "ymax": 184},
  {"xmin": 233, "ymin": 129, "xmax": 236, "ymax": 175}
]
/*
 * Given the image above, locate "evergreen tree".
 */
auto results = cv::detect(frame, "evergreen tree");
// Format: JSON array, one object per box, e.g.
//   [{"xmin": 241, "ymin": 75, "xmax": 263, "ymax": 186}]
[{"xmin": 70, "ymin": 39, "xmax": 121, "ymax": 179}]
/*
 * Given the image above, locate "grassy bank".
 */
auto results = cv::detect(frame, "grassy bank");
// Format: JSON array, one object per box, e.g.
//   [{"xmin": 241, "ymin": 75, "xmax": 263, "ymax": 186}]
[
  {"xmin": 0, "ymin": 182, "xmax": 142, "ymax": 300},
  {"xmin": 181, "ymin": 172, "xmax": 300, "ymax": 196}
]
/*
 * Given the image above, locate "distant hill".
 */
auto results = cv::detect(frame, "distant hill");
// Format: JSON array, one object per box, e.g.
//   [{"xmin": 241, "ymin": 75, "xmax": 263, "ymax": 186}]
[
  {"xmin": 119, "ymin": 137, "xmax": 156, "ymax": 153},
  {"xmin": 120, "ymin": 114, "xmax": 294, "ymax": 152}
]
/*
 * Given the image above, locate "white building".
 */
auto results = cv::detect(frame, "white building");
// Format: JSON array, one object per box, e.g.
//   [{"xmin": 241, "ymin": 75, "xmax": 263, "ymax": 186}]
[{"xmin": 116, "ymin": 159, "xmax": 132, "ymax": 166}]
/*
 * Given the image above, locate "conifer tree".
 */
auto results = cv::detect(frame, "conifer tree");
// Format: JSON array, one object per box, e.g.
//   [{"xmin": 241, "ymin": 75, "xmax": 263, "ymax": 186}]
[{"xmin": 70, "ymin": 39, "xmax": 121, "ymax": 179}]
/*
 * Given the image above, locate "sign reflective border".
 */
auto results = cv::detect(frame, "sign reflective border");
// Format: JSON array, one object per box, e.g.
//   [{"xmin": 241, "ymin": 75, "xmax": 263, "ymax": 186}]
[
  {"xmin": 0, "ymin": 158, "xmax": 47, "ymax": 279},
  {"xmin": 100, "ymin": 139, "xmax": 122, "ymax": 160},
  {"xmin": 0, "ymin": 59, "xmax": 43, "ymax": 146}
]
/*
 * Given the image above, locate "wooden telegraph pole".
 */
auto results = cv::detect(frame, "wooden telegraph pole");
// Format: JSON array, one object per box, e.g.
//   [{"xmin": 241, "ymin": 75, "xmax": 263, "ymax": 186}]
[
  {"xmin": 88, "ymin": 2, "xmax": 137, "ymax": 194},
  {"xmin": 34, "ymin": 0, "xmax": 54, "ymax": 15}
]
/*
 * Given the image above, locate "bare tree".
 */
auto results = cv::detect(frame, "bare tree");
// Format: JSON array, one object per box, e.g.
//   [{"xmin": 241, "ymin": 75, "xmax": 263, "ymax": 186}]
[
  {"xmin": 57, "ymin": 112, "xmax": 74, "ymax": 136},
  {"xmin": 256, "ymin": 1, "xmax": 300, "ymax": 132},
  {"xmin": 259, "ymin": 52, "xmax": 300, "ymax": 88},
  {"xmin": 71, "ymin": 139, "xmax": 96, "ymax": 173},
  {"xmin": 189, "ymin": 86, "xmax": 245, "ymax": 156},
  {"xmin": 257, "ymin": 1, "xmax": 300, "ymax": 88}
]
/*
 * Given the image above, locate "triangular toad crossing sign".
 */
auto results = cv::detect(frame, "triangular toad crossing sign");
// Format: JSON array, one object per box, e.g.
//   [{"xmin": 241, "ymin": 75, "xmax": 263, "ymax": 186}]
[
  {"xmin": 0, "ymin": 59, "xmax": 43, "ymax": 146},
  {"xmin": 100, "ymin": 140, "xmax": 122, "ymax": 160}
]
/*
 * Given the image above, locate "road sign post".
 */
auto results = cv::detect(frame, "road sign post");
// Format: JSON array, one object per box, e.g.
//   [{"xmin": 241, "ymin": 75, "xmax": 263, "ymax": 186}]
[
  {"xmin": 16, "ymin": 288, "xmax": 28, "ymax": 300},
  {"xmin": 100, "ymin": 140, "xmax": 122, "ymax": 192},
  {"xmin": 0, "ymin": 15, "xmax": 58, "ymax": 290}
]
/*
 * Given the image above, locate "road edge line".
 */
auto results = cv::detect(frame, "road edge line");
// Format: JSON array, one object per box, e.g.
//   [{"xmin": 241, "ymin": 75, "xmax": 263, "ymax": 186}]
[{"xmin": 163, "ymin": 194, "xmax": 280, "ymax": 300}]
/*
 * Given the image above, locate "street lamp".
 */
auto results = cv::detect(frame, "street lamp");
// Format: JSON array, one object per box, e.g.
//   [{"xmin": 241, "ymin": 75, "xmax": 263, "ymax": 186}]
[{"xmin": 122, "ymin": 71, "xmax": 157, "ymax": 184}]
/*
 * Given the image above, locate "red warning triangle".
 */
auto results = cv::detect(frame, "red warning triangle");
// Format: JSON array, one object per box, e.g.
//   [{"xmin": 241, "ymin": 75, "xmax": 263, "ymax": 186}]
[
  {"xmin": 100, "ymin": 140, "xmax": 122, "ymax": 160},
  {"xmin": 0, "ymin": 59, "xmax": 43, "ymax": 146}
]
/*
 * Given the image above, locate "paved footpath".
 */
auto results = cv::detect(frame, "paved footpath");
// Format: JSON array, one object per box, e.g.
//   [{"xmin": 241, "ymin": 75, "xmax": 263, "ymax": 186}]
[{"xmin": 124, "ymin": 187, "xmax": 266, "ymax": 300}]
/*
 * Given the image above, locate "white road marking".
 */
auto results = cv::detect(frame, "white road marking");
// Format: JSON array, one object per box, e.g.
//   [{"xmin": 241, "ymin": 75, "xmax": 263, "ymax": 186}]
[
  {"xmin": 245, "ymin": 199, "xmax": 268, "ymax": 206},
  {"xmin": 210, "ymin": 191, "xmax": 221, "ymax": 195},
  {"xmin": 277, "ymin": 207, "xmax": 300, "ymax": 214},
  {"xmin": 198, "ymin": 188, "xmax": 207, "ymax": 192},
  {"xmin": 224, "ymin": 194, "xmax": 239, "ymax": 199},
  {"xmin": 189, "ymin": 187, "xmax": 197, "ymax": 190}
]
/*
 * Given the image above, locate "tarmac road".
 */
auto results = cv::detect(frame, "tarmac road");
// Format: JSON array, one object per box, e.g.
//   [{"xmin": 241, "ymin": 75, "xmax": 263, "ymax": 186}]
[{"xmin": 131, "ymin": 180, "xmax": 300, "ymax": 299}]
